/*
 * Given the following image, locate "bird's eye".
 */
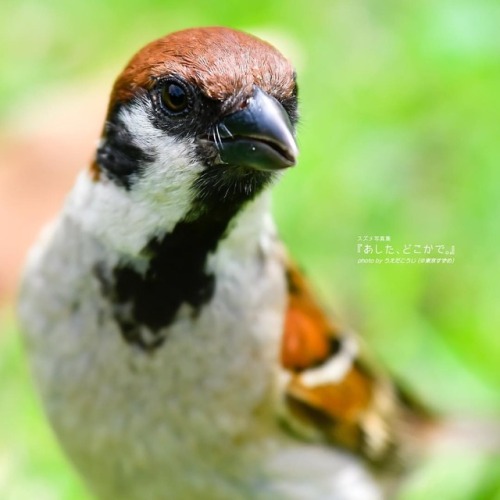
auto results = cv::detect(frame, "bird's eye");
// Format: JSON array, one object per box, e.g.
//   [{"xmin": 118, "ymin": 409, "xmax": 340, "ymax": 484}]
[{"xmin": 160, "ymin": 81, "xmax": 190, "ymax": 114}]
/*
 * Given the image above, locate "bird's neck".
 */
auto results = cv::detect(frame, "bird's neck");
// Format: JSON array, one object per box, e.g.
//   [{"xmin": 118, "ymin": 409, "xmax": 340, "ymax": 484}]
[
  {"xmin": 64, "ymin": 170, "xmax": 276, "ymax": 351},
  {"xmin": 67, "ymin": 170, "xmax": 274, "ymax": 256}
]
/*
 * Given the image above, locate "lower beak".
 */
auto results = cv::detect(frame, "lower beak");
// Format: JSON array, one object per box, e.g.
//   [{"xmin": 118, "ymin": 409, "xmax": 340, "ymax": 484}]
[{"xmin": 214, "ymin": 86, "xmax": 298, "ymax": 171}]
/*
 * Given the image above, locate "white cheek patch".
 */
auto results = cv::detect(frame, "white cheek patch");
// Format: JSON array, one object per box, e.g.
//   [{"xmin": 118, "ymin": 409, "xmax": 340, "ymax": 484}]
[
  {"xmin": 67, "ymin": 101, "xmax": 207, "ymax": 254},
  {"xmin": 299, "ymin": 335, "xmax": 358, "ymax": 388},
  {"xmin": 119, "ymin": 102, "xmax": 204, "ymax": 213}
]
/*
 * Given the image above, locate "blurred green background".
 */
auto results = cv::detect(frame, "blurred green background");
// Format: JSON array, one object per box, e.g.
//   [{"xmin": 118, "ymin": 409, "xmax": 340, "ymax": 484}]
[{"xmin": 1, "ymin": 0, "xmax": 499, "ymax": 498}]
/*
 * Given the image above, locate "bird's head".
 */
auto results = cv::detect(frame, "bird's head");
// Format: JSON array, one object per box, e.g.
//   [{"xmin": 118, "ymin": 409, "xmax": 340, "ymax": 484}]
[{"xmin": 91, "ymin": 27, "xmax": 299, "ymax": 222}]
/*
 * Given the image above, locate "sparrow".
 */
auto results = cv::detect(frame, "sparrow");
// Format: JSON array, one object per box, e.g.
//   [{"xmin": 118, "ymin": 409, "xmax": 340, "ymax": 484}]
[{"xmin": 19, "ymin": 27, "xmax": 433, "ymax": 500}]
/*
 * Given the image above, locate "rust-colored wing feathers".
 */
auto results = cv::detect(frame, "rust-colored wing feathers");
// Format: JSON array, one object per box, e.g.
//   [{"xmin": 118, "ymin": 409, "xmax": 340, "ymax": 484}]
[
  {"xmin": 281, "ymin": 264, "xmax": 341, "ymax": 371},
  {"xmin": 280, "ymin": 262, "xmax": 431, "ymax": 468}
]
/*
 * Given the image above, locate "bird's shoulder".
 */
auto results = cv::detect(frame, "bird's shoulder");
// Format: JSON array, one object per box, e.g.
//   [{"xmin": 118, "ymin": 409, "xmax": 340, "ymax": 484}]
[{"xmin": 279, "ymin": 261, "xmax": 432, "ymax": 469}]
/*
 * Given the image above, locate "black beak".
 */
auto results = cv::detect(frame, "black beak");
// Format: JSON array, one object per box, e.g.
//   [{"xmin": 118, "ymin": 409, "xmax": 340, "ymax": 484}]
[{"xmin": 214, "ymin": 86, "xmax": 298, "ymax": 171}]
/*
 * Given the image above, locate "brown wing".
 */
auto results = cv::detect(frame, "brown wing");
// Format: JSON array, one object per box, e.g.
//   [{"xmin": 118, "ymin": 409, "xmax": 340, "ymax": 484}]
[{"xmin": 280, "ymin": 262, "xmax": 433, "ymax": 469}]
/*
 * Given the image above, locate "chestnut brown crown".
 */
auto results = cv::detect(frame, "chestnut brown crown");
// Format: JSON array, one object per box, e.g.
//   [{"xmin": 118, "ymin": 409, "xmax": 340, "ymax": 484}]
[{"xmin": 110, "ymin": 27, "xmax": 296, "ymax": 106}]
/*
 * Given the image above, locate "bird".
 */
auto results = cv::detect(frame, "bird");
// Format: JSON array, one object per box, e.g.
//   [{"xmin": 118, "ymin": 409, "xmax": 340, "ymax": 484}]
[{"xmin": 18, "ymin": 27, "xmax": 434, "ymax": 500}]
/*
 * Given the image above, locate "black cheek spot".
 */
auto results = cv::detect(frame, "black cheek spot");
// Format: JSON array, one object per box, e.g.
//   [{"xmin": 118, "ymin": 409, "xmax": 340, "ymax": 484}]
[{"xmin": 95, "ymin": 103, "xmax": 154, "ymax": 189}]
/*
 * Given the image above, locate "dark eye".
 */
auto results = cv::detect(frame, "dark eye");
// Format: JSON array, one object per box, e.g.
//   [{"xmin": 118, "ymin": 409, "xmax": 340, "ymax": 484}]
[{"xmin": 160, "ymin": 81, "xmax": 190, "ymax": 114}]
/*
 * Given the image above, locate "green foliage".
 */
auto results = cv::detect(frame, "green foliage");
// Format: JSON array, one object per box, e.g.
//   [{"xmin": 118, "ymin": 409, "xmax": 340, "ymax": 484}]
[{"xmin": 1, "ymin": 0, "xmax": 499, "ymax": 497}]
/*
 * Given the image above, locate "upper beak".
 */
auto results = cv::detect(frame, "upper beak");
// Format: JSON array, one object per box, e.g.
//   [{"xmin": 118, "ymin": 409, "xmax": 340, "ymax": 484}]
[{"xmin": 214, "ymin": 86, "xmax": 298, "ymax": 171}]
